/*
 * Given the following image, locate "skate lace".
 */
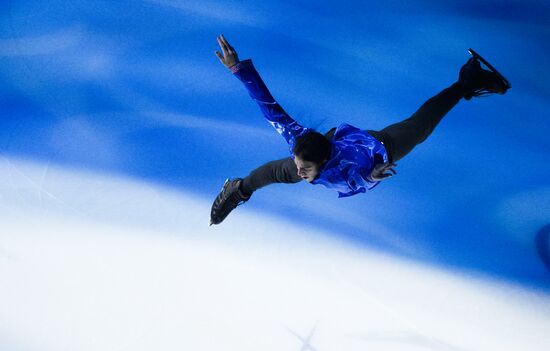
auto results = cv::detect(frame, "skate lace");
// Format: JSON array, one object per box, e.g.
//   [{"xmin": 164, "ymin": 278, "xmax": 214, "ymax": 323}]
[
  {"xmin": 219, "ymin": 184, "xmax": 246, "ymax": 210},
  {"xmin": 232, "ymin": 192, "xmax": 248, "ymax": 207}
]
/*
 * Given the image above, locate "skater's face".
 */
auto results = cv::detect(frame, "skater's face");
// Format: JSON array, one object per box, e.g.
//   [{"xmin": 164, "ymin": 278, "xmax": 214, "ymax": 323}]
[{"xmin": 294, "ymin": 156, "xmax": 323, "ymax": 182}]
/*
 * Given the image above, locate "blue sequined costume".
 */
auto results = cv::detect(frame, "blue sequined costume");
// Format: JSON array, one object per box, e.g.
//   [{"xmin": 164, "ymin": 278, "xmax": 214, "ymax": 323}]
[{"xmin": 231, "ymin": 59, "xmax": 389, "ymax": 198}]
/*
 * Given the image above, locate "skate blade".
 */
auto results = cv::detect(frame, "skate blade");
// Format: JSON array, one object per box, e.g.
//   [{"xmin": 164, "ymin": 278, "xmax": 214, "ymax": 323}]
[{"xmin": 467, "ymin": 48, "xmax": 511, "ymax": 91}]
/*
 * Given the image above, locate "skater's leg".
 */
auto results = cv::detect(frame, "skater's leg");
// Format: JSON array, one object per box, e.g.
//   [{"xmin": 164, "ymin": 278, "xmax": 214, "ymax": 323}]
[
  {"xmin": 375, "ymin": 82, "xmax": 463, "ymax": 162},
  {"xmin": 240, "ymin": 157, "xmax": 302, "ymax": 196}
]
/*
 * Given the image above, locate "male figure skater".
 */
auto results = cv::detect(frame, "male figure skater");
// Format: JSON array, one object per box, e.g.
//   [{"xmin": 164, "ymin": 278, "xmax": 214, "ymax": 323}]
[{"xmin": 210, "ymin": 34, "xmax": 510, "ymax": 226}]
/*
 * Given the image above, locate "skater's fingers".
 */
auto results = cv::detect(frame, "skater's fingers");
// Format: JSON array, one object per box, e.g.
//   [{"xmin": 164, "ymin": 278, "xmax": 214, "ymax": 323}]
[
  {"xmin": 215, "ymin": 50, "xmax": 225, "ymax": 63},
  {"xmin": 221, "ymin": 34, "xmax": 231, "ymax": 47},
  {"xmin": 220, "ymin": 34, "xmax": 228, "ymax": 44},
  {"xmin": 217, "ymin": 36, "xmax": 229, "ymax": 55},
  {"xmin": 225, "ymin": 42, "xmax": 235, "ymax": 55},
  {"xmin": 216, "ymin": 37, "xmax": 225, "ymax": 54},
  {"xmin": 220, "ymin": 34, "xmax": 234, "ymax": 53}
]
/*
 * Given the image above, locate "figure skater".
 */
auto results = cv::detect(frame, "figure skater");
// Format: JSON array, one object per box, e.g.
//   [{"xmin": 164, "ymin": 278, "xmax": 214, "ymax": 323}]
[{"xmin": 210, "ymin": 34, "xmax": 510, "ymax": 226}]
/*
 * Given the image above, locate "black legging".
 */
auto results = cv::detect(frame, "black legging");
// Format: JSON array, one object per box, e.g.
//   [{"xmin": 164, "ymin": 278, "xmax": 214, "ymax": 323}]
[{"xmin": 240, "ymin": 82, "xmax": 464, "ymax": 196}]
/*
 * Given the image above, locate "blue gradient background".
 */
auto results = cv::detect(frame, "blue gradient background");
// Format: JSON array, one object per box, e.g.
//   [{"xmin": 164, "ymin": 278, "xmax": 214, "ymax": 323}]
[{"xmin": 1, "ymin": 0, "xmax": 549, "ymax": 289}]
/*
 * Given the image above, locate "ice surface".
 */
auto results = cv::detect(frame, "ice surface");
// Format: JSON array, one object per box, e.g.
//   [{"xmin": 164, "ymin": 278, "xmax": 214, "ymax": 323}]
[{"xmin": 1, "ymin": 157, "xmax": 549, "ymax": 351}]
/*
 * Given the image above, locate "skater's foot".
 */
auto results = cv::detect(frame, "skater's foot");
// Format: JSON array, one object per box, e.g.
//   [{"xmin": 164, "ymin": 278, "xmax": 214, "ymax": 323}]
[
  {"xmin": 210, "ymin": 178, "xmax": 251, "ymax": 225},
  {"xmin": 458, "ymin": 48, "xmax": 511, "ymax": 100}
]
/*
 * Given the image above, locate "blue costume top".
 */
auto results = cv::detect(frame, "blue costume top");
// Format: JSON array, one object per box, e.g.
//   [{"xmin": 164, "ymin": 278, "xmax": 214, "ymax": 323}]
[{"xmin": 231, "ymin": 59, "xmax": 389, "ymax": 198}]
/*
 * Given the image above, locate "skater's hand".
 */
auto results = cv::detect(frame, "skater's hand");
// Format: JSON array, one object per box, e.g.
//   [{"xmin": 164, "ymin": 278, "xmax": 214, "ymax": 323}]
[
  {"xmin": 368, "ymin": 162, "xmax": 397, "ymax": 182},
  {"xmin": 215, "ymin": 34, "xmax": 240, "ymax": 69}
]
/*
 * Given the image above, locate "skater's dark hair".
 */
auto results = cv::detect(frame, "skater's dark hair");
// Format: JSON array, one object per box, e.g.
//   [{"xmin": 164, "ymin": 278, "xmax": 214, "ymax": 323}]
[{"xmin": 293, "ymin": 131, "xmax": 331, "ymax": 165}]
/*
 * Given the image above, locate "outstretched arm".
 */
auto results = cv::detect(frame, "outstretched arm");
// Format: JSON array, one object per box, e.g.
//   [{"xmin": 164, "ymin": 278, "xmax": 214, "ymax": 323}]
[{"xmin": 215, "ymin": 34, "xmax": 310, "ymax": 152}]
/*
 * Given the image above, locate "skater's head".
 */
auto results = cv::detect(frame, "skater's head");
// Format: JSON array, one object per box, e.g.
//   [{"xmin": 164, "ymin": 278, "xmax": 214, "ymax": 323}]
[{"xmin": 293, "ymin": 131, "xmax": 331, "ymax": 182}]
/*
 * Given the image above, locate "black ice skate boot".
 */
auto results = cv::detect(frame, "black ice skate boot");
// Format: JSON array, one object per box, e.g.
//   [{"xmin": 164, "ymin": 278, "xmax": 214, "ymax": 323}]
[
  {"xmin": 459, "ymin": 48, "xmax": 511, "ymax": 100},
  {"xmin": 210, "ymin": 178, "xmax": 251, "ymax": 226}
]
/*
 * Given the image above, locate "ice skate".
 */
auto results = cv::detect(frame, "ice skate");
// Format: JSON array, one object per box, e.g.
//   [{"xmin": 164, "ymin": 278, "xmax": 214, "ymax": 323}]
[
  {"xmin": 210, "ymin": 178, "xmax": 251, "ymax": 226},
  {"xmin": 459, "ymin": 48, "xmax": 511, "ymax": 100}
]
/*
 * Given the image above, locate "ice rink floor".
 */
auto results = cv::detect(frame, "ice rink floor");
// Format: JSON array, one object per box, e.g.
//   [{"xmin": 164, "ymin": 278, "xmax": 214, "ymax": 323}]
[{"xmin": 2, "ymin": 157, "xmax": 549, "ymax": 350}]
